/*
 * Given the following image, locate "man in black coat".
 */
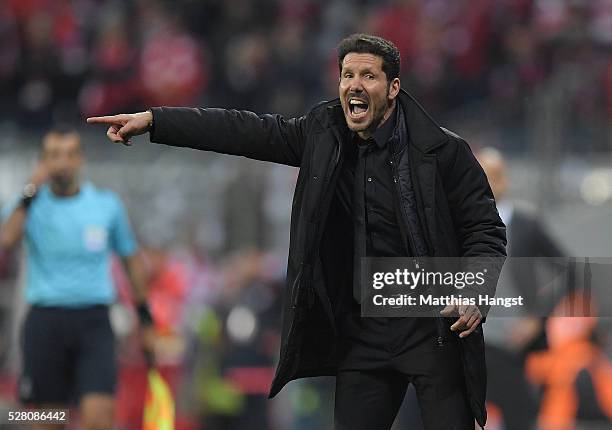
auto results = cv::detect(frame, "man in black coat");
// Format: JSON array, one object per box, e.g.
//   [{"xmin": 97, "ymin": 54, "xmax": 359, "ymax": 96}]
[{"xmin": 88, "ymin": 34, "xmax": 506, "ymax": 430}]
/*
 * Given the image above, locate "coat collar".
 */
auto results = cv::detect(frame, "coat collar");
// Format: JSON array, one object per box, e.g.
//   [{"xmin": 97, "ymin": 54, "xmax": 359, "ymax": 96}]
[{"xmin": 321, "ymin": 88, "xmax": 448, "ymax": 153}]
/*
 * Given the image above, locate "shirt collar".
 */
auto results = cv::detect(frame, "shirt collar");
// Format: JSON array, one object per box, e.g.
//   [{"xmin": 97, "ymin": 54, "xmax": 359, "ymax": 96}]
[
  {"xmin": 372, "ymin": 105, "xmax": 397, "ymax": 149},
  {"xmin": 350, "ymin": 105, "xmax": 398, "ymax": 148}
]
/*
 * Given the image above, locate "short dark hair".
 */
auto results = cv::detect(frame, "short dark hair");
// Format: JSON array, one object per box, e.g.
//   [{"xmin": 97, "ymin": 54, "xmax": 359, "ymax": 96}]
[
  {"xmin": 41, "ymin": 123, "xmax": 81, "ymax": 152},
  {"xmin": 337, "ymin": 33, "xmax": 401, "ymax": 82}
]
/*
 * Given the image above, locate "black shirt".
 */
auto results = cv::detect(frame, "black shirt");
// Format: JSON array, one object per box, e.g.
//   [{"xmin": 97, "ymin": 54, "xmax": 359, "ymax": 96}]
[
  {"xmin": 336, "ymin": 106, "xmax": 407, "ymax": 302},
  {"xmin": 355, "ymin": 107, "xmax": 406, "ymax": 259},
  {"xmin": 335, "ymin": 106, "xmax": 439, "ymax": 371}
]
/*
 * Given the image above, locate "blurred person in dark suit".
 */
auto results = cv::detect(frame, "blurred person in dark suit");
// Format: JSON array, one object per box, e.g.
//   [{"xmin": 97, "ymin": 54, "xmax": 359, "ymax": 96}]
[
  {"xmin": 0, "ymin": 126, "xmax": 153, "ymax": 430},
  {"xmin": 88, "ymin": 34, "xmax": 506, "ymax": 430},
  {"xmin": 476, "ymin": 147, "xmax": 566, "ymax": 430}
]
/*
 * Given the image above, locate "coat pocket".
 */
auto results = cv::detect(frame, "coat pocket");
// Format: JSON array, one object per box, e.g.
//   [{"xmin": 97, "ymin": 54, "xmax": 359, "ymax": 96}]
[
  {"xmin": 290, "ymin": 262, "xmax": 314, "ymax": 309},
  {"xmin": 290, "ymin": 266, "xmax": 304, "ymax": 309}
]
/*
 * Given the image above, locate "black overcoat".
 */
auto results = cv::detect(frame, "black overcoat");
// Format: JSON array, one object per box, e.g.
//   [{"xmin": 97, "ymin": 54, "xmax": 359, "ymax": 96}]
[{"xmin": 150, "ymin": 88, "xmax": 507, "ymax": 427}]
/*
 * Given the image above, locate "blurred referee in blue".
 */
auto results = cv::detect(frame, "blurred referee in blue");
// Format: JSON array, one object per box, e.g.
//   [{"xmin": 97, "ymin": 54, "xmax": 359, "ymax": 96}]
[{"xmin": 0, "ymin": 125, "xmax": 153, "ymax": 430}]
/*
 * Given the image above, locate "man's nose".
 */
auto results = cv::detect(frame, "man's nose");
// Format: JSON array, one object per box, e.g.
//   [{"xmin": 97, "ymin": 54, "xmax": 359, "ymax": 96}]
[
  {"xmin": 56, "ymin": 156, "xmax": 71, "ymax": 169},
  {"xmin": 348, "ymin": 77, "xmax": 364, "ymax": 92}
]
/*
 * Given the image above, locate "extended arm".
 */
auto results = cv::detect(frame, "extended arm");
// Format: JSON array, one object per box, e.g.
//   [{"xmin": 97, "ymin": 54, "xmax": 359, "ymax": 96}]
[{"xmin": 87, "ymin": 107, "xmax": 307, "ymax": 167}]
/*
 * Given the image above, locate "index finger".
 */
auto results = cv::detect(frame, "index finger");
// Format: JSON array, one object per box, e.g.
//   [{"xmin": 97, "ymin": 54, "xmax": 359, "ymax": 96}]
[{"xmin": 86, "ymin": 115, "xmax": 124, "ymax": 125}]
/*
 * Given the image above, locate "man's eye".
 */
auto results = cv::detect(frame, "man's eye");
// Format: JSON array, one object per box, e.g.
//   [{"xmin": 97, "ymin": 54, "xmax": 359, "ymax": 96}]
[{"xmin": 366, "ymin": 74, "xmax": 375, "ymax": 79}]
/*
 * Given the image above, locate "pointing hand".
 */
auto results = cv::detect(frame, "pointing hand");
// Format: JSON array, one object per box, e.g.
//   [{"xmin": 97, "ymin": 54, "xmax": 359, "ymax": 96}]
[{"xmin": 86, "ymin": 111, "xmax": 153, "ymax": 146}]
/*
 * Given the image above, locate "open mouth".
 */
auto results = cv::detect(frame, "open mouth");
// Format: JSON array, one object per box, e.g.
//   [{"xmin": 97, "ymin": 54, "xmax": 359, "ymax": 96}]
[{"xmin": 348, "ymin": 98, "xmax": 369, "ymax": 119}]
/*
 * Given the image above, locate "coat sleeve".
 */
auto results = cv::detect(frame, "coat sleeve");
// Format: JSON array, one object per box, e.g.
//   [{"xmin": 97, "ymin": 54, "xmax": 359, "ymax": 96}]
[
  {"xmin": 149, "ymin": 107, "xmax": 306, "ymax": 167},
  {"xmin": 440, "ymin": 136, "xmax": 507, "ymax": 316},
  {"xmin": 441, "ymin": 136, "xmax": 507, "ymax": 258}
]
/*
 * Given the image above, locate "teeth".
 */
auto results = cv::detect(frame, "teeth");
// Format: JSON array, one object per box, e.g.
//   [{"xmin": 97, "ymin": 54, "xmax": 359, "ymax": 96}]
[{"xmin": 348, "ymin": 98, "xmax": 368, "ymax": 116}]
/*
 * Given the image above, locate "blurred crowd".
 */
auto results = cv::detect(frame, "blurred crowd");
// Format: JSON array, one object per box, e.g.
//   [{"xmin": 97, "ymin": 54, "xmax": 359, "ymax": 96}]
[
  {"xmin": 109, "ymin": 247, "xmax": 290, "ymax": 430},
  {"xmin": 0, "ymin": 0, "xmax": 611, "ymax": 151}
]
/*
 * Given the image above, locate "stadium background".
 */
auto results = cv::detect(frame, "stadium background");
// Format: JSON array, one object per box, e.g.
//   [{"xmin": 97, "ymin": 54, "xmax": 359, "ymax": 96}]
[{"xmin": 0, "ymin": 0, "xmax": 611, "ymax": 429}]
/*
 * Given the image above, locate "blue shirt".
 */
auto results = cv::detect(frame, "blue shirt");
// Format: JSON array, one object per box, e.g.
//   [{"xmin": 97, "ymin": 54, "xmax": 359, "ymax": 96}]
[{"xmin": 1, "ymin": 182, "xmax": 137, "ymax": 307}]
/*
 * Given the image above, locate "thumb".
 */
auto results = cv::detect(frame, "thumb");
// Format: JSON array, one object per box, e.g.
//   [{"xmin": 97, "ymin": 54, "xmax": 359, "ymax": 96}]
[{"xmin": 117, "ymin": 122, "xmax": 138, "ymax": 143}]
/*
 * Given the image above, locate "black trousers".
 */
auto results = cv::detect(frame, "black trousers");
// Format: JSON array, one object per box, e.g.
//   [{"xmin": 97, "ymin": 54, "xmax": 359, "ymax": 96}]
[
  {"xmin": 334, "ymin": 367, "xmax": 474, "ymax": 430},
  {"xmin": 335, "ymin": 311, "xmax": 475, "ymax": 430}
]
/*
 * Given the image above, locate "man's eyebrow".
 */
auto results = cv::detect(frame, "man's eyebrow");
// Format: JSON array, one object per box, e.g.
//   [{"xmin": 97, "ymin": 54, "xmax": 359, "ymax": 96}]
[{"xmin": 342, "ymin": 65, "xmax": 377, "ymax": 75}]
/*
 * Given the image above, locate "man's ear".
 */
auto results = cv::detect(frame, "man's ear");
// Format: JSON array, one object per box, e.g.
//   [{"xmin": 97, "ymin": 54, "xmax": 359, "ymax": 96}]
[{"xmin": 388, "ymin": 77, "xmax": 400, "ymax": 100}]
